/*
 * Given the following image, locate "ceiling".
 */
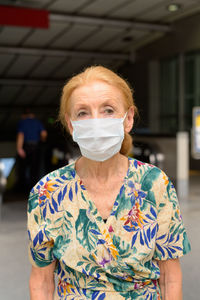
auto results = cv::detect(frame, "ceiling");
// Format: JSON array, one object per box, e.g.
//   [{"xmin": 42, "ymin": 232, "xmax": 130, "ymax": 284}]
[{"xmin": 1, "ymin": 0, "xmax": 200, "ymax": 138}]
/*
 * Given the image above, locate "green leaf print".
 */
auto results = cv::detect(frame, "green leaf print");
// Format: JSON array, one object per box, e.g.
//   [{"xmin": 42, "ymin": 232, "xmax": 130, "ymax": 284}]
[
  {"xmin": 89, "ymin": 266, "xmax": 97, "ymax": 275},
  {"xmin": 46, "ymin": 218, "xmax": 51, "ymax": 225},
  {"xmin": 31, "ymin": 247, "xmax": 54, "ymax": 267},
  {"xmin": 54, "ymin": 217, "xmax": 63, "ymax": 224},
  {"xmin": 81, "ymin": 191, "xmax": 87, "ymax": 202},
  {"xmin": 141, "ymin": 168, "xmax": 161, "ymax": 191},
  {"xmin": 127, "ymin": 170, "xmax": 134, "ymax": 179},
  {"xmin": 28, "ymin": 192, "xmax": 39, "ymax": 213},
  {"xmin": 173, "ymin": 223, "xmax": 181, "ymax": 236},
  {"xmin": 66, "ymin": 211, "xmax": 73, "ymax": 218},
  {"xmin": 141, "ymin": 168, "xmax": 161, "ymax": 206},
  {"xmin": 114, "ymin": 191, "xmax": 132, "ymax": 219},
  {"xmin": 54, "ymin": 235, "xmax": 71, "ymax": 259},
  {"xmin": 183, "ymin": 231, "xmax": 191, "ymax": 255},
  {"xmin": 34, "ymin": 214, "xmax": 38, "ymax": 224},
  {"xmin": 85, "ymin": 263, "xmax": 90, "ymax": 271},
  {"xmin": 76, "ymin": 261, "xmax": 84, "ymax": 266},
  {"xmin": 107, "ymin": 273, "xmax": 135, "ymax": 291},
  {"xmin": 75, "ymin": 209, "xmax": 99, "ymax": 251},
  {"xmin": 112, "ymin": 235, "xmax": 132, "ymax": 258},
  {"xmin": 54, "ymin": 235, "xmax": 64, "ymax": 259},
  {"xmin": 169, "ymin": 223, "xmax": 175, "ymax": 233}
]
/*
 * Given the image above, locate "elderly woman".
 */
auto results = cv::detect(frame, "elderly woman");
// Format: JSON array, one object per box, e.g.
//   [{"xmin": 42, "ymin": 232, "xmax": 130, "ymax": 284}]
[{"xmin": 28, "ymin": 66, "xmax": 191, "ymax": 300}]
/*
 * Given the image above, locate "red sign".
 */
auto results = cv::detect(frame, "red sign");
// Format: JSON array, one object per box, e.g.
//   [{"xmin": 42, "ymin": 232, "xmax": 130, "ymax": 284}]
[{"xmin": 0, "ymin": 6, "xmax": 49, "ymax": 28}]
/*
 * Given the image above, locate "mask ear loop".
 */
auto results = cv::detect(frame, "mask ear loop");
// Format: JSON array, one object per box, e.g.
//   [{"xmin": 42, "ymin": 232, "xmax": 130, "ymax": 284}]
[{"xmin": 123, "ymin": 112, "xmax": 128, "ymax": 122}]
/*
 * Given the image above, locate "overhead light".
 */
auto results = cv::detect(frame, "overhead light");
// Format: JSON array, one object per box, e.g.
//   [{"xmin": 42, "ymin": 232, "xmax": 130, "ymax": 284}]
[{"xmin": 167, "ymin": 3, "xmax": 181, "ymax": 12}]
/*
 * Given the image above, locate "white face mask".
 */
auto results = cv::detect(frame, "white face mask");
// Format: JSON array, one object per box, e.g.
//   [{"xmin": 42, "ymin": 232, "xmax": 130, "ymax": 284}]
[{"xmin": 71, "ymin": 113, "xmax": 127, "ymax": 162}]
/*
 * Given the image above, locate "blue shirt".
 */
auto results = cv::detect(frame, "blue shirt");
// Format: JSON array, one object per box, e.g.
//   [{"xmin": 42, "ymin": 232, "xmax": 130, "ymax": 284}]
[{"xmin": 17, "ymin": 118, "xmax": 44, "ymax": 142}]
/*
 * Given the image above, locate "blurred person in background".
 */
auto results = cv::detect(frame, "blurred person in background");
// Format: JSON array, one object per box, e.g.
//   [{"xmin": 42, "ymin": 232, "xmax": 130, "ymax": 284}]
[
  {"xmin": 16, "ymin": 109, "xmax": 47, "ymax": 191},
  {"xmin": 27, "ymin": 66, "xmax": 191, "ymax": 300}
]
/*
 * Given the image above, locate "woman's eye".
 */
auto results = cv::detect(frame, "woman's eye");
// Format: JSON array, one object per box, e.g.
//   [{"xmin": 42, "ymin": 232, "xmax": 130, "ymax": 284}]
[
  {"xmin": 105, "ymin": 108, "xmax": 114, "ymax": 114},
  {"xmin": 77, "ymin": 111, "xmax": 87, "ymax": 117}
]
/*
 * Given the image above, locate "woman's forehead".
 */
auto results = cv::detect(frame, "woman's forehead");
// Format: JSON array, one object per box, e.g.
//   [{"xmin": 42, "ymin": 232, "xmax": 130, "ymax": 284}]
[{"xmin": 70, "ymin": 80, "xmax": 124, "ymax": 102}]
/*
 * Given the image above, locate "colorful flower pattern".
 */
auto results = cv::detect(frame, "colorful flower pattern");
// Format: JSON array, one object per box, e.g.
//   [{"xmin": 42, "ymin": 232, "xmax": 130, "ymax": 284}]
[{"xmin": 27, "ymin": 158, "xmax": 191, "ymax": 299}]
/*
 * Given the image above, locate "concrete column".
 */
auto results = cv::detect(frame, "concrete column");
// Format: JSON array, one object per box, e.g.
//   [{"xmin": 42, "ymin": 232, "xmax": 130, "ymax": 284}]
[
  {"xmin": 176, "ymin": 131, "xmax": 189, "ymax": 199},
  {"xmin": 178, "ymin": 54, "xmax": 185, "ymax": 131},
  {"xmin": 148, "ymin": 60, "xmax": 160, "ymax": 133}
]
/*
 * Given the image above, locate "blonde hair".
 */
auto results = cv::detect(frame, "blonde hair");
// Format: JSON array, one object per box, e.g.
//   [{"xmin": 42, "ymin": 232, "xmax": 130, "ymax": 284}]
[{"xmin": 59, "ymin": 66, "xmax": 137, "ymax": 155}]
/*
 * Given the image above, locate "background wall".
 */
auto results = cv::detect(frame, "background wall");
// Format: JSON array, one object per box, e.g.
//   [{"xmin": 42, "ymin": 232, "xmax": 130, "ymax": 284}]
[{"xmin": 137, "ymin": 12, "xmax": 200, "ymax": 60}]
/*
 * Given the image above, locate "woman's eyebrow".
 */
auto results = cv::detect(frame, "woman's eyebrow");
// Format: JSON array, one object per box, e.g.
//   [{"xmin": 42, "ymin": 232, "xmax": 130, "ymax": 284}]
[
  {"xmin": 73, "ymin": 103, "xmax": 89, "ymax": 110},
  {"xmin": 100, "ymin": 99, "xmax": 118, "ymax": 107}
]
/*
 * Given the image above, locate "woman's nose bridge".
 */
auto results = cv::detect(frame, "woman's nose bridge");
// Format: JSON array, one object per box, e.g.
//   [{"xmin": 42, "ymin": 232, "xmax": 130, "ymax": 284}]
[{"xmin": 90, "ymin": 108, "xmax": 100, "ymax": 119}]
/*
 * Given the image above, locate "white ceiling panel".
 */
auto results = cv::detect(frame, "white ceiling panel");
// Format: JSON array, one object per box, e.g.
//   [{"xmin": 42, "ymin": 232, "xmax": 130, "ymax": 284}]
[
  {"xmin": 79, "ymin": 0, "xmax": 130, "ymax": 17},
  {"xmin": 91, "ymin": 57, "xmax": 115, "ymax": 68},
  {"xmin": 30, "ymin": 56, "xmax": 67, "ymax": 78},
  {"xmin": 101, "ymin": 31, "xmax": 147, "ymax": 52},
  {"xmin": 0, "ymin": 26, "xmax": 31, "ymax": 45},
  {"xmin": 0, "ymin": 54, "xmax": 15, "ymax": 76},
  {"xmin": 111, "ymin": 60, "xmax": 127, "ymax": 70},
  {"xmin": 101, "ymin": 39, "xmax": 127, "ymax": 52},
  {"xmin": 50, "ymin": 24, "xmax": 98, "ymax": 49},
  {"xmin": 77, "ymin": 26, "xmax": 125, "ymax": 51},
  {"xmin": 137, "ymin": 7, "xmax": 172, "ymax": 22},
  {"xmin": 97, "ymin": 27, "xmax": 149, "ymax": 53},
  {"xmin": 5, "ymin": 55, "xmax": 42, "ymax": 77},
  {"xmin": 52, "ymin": 57, "xmax": 92, "ymax": 79},
  {"xmin": 23, "ymin": 23, "xmax": 70, "ymax": 47},
  {"xmin": 127, "ymin": 28, "xmax": 149, "ymax": 39},
  {"xmin": 110, "ymin": 0, "xmax": 164, "ymax": 19},
  {"xmin": 17, "ymin": 0, "xmax": 53, "ymax": 8},
  {"xmin": 48, "ymin": 0, "xmax": 89, "ymax": 13},
  {"xmin": 34, "ymin": 87, "xmax": 60, "ymax": 105},
  {"xmin": 138, "ymin": 0, "xmax": 200, "ymax": 21},
  {"xmin": 1, "ymin": 0, "xmax": 200, "ymax": 137},
  {"xmin": 0, "ymin": 86, "xmax": 22, "ymax": 104},
  {"xmin": 14, "ymin": 86, "xmax": 44, "ymax": 105}
]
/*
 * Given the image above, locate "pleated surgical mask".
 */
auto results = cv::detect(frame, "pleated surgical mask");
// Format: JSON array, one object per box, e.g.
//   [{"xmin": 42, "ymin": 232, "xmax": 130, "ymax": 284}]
[{"xmin": 71, "ymin": 113, "xmax": 127, "ymax": 162}]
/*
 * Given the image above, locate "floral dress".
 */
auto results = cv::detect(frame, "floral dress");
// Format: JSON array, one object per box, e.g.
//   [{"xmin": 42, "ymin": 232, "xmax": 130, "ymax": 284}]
[{"xmin": 27, "ymin": 157, "xmax": 191, "ymax": 299}]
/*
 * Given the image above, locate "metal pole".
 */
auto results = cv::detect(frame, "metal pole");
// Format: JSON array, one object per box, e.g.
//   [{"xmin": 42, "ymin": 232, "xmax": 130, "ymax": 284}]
[
  {"xmin": 0, "ymin": 78, "xmax": 64, "ymax": 86},
  {"xmin": 148, "ymin": 60, "xmax": 160, "ymax": 133},
  {"xmin": 0, "ymin": 46, "xmax": 130, "ymax": 60},
  {"xmin": 178, "ymin": 54, "xmax": 185, "ymax": 131},
  {"xmin": 50, "ymin": 13, "xmax": 171, "ymax": 32}
]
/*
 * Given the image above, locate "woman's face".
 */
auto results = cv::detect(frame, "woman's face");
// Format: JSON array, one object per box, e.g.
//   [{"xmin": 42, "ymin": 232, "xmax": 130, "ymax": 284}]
[{"xmin": 65, "ymin": 80, "xmax": 134, "ymax": 134}]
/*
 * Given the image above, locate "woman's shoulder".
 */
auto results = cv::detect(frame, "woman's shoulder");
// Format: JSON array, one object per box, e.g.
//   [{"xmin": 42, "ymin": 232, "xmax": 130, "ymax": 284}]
[
  {"xmin": 31, "ymin": 161, "xmax": 77, "ymax": 195},
  {"xmin": 128, "ymin": 157, "xmax": 176, "ymax": 208},
  {"xmin": 128, "ymin": 157, "xmax": 169, "ymax": 186},
  {"xmin": 28, "ymin": 161, "xmax": 77, "ymax": 215},
  {"xmin": 129, "ymin": 157, "xmax": 163, "ymax": 175}
]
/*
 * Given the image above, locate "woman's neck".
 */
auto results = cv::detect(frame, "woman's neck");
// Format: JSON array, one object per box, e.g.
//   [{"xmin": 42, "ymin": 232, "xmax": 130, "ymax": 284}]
[{"xmin": 75, "ymin": 153, "xmax": 128, "ymax": 183}]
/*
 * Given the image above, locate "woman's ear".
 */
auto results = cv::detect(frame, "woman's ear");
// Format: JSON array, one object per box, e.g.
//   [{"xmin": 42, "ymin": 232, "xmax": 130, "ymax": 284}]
[
  {"xmin": 124, "ymin": 106, "xmax": 134, "ymax": 133},
  {"xmin": 65, "ymin": 113, "xmax": 73, "ymax": 135}
]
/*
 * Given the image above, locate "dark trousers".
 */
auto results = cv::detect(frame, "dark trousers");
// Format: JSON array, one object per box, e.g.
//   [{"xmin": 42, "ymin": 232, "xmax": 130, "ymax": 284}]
[{"xmin": 17, "ymin": 143, "xmax": 40, "ymax": 191}]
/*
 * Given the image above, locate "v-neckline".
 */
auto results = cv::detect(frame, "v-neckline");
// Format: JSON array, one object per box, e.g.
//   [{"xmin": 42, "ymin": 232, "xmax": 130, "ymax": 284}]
[{"xmin": 74, "ymin": 157, "xmax": 131, "ymax": 225}]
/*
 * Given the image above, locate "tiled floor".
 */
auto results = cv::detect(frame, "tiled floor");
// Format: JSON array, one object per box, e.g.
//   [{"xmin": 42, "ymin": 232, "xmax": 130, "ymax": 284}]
[
  {"xmin": 0, "ymin": 175, "xmax": 199, "ymax": 300},
  {"xmin": 0, "ymin": 200, "xmax": 30, "ymax": 300}
]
